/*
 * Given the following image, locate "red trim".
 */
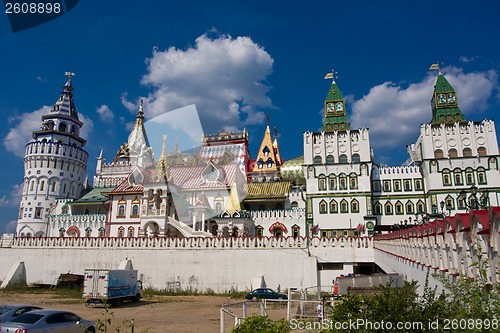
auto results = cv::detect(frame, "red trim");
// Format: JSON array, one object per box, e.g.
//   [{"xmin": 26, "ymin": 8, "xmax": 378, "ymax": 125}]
[
  {"xmin": 269, "ymin": 221, "xmax": 288, "ymax": 233},
  {"xmin": 455, "ymin": 212, "xmax": 471, "ymax": 232},
  {"xmin": 474, "ymin": 210, "xmax": 490, "ymax": 235}
]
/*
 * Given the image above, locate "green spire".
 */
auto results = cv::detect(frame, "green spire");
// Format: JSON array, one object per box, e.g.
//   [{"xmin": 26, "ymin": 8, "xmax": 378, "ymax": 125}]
[
  {"xmin": 322, "ymin": 78, "xmax": 350, "ymax": 131},
  {"xmin": 431, "ymin": 72, "xmax": 466, "ymax": 125}
]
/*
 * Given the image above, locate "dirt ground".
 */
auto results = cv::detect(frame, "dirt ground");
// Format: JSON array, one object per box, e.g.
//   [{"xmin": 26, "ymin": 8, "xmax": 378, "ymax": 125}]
[{"xmin": 0, "ymin": 291, "xmax": 237, "ymax": 332}]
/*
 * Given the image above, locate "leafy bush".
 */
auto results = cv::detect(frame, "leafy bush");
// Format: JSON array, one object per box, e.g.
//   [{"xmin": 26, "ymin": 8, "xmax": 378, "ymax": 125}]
[{"xmin": 231, "ymin": 315, "xmax": 290, "ymax": 333}]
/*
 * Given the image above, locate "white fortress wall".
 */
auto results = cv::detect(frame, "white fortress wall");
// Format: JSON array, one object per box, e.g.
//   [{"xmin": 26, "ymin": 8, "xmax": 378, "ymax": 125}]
[{"xmin": 0, "ymin": 237, "xmax": 374, "ymax": 292}]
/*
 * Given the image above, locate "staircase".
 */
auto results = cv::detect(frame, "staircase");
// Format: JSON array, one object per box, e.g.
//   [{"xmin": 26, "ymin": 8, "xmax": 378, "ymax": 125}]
[{"xmin": 167, "ymin": 217, "xmax": 212, "ymax": 237}]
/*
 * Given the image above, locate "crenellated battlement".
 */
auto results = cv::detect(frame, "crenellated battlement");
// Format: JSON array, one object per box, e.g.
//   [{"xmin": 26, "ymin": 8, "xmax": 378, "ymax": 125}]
[
  {"xmin": 7, "ymin": 235, "xmax": 373, "ymax": 249},
  {"xmin": 378, "ymin": 165, "xmax": 421, "ymax": 175},
  {"xmin": 25, "ymin": 141, "xmax": 88, "ymax": 163},
  {"xmin": 249, "ymin": 208, "xmax": 305, "ymax": 219}
]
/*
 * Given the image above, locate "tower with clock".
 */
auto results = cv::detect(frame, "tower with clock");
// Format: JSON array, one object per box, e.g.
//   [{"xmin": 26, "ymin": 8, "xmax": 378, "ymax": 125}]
[
  {"xmin": 430, "ymin": 69, "xmax": 466, "ymax": 125},
  {"xmin": 322, "ymin": 73, "xmax": 350, "ymax": 132}
]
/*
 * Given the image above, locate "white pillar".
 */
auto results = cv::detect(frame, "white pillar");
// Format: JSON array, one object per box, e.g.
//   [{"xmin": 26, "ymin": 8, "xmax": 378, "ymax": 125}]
[
  {"xmin": 192, "ymin": 212, "xmax": 197, "ymax": 231},
  {"xmin": 201, "ymin": 212, "xmax": 205, "ymax": 232}
]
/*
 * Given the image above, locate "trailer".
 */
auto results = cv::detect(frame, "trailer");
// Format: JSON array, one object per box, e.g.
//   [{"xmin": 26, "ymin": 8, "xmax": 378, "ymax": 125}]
[
  {"xmin": 333, "ymin": 273, "xmax": 404, "ymax": 296},
  {"xmin": 83, "ymin": 269, "xmax": 142, "ymax": 306}
]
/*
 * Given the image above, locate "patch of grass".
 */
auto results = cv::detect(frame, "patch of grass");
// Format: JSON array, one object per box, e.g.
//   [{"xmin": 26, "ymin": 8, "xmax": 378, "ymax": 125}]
[
  {"xmin": 0, "ymin": 284, "xmax": 83, "ymax": 300},
  {"xmin": 142, "ymin": 286, "xmax": 247, "ymax": 299}
]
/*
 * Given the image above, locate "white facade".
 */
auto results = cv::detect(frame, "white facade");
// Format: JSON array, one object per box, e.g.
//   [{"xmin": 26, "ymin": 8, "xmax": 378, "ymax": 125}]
[{"xmin": 17, "ymin": 75, "xmax": 88, "ymax": 237}]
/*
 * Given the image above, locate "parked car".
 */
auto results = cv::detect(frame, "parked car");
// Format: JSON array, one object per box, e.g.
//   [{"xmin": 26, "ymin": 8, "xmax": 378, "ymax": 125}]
[
  {"xmin": 245, "ymin": 288, "xmax": 288, "ymax": 300},
  {"xmin": 0, "ymin": 304, "xmax": 42, "ymax": 323},
  {"xmin": 0, "ymin": 309, "xmax": 95, "ymax": 332}
]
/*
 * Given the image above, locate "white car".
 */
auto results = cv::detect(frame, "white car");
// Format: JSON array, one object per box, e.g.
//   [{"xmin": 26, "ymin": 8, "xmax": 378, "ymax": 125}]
[
  {"xmin": 0, "ymin": 309, "xmax": 95, "ymax": 333},
  {"xmin": 0, "ymin": 304, "xmax": 42, "ymax": 323}
]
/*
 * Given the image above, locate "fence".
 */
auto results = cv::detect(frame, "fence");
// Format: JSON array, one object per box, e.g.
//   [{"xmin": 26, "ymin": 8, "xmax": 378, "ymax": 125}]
[{"xmin": 220, "ymin": 298, "xmax": 324, "ymax": 333}]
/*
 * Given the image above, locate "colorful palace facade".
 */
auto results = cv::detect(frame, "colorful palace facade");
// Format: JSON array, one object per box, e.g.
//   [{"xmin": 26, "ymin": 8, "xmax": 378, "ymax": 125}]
[{"xmin": 15, "ymin": 69, "xmax": 500, "ymax": 239}]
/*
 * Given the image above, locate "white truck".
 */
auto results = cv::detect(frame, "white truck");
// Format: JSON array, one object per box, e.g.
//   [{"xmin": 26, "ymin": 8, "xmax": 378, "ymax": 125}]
[
  {"xmin": 83, "ymin": 268, "xmax": 143, "ymax": 306},
  {"xmin": 333, "ymin": 273, "xmax": 404, "ymax": 296}
]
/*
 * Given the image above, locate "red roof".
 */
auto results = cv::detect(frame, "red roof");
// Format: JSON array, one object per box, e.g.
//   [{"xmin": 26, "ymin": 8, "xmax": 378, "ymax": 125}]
[{"xmin": 111, "ymin": 178, "xmax": 144, "ymax": 194}]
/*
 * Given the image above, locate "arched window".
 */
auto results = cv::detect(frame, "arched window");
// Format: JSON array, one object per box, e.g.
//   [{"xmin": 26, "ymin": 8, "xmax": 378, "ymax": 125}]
[
  {"xmin": 385, "ymin": 202, "xmax": 393, "ymax": 215},
  {"xmin": 340, "ymin": 199, "xmax": 348, "ymax": 213},
  {"xmin": 463, "ymin": 148, "xmax": 472, "ymax": 157},
  {"xmin": 329, "ymin": 200, "xmax": 338, "ymax": 213},
  {"xmin": 255, "ymin": 225, "xmax": 264, "ymax": 238},
  {"xmin": 313, "ymin": 155, "xmax": 322, "ymax": 164},
  {"xmin": 445, "ymin": 195, "xmax": 455, "ymax": 210},
  {"xmin": 329, "ymin": 175, "xmax": 336, "ymax": 190},
  {"xmin": 98, "ymin": 227, "xmax": 105, "ymax": 238},
  {"xmin": 292, "ymin": 225, "xmax": 300, "ymax": 239},
  {"xmin": 339, "ymin": 154, "xmax": 348, "ymax": 163},
  {"xmin": 477, "ymin": 167, "xmax": 487, "ymax": 184},
  {"xmin": 58, "ymin": 122, "xmax": 67, "ymax": 132},
  {"xmin": 118, "ymin": 227, "xmax": 124, "ymax": 238},
  {"xmin": 216, "ymin": 202, "xmax": 222, "ymax": 214},
  {"xmin": 61, "ymin": 205, "xmax": 68, "ymax": 214},
  {"xmin": 71, "ymin": 125, "xmax": 78, "ymax": 135},
  {"xmin": 319, "ymin": 200, "xmax": 327, "ymax": 214},
  {"xmin": 406, "ymin": 201, "xmax": 414, "ymax": 214},
  {"xmin": 318, "ymin": 175, "xmax": 326, "ymax": 191},
  {"xmin": 85, "ymin": 228, "xmax": 92, "ymax": 238},
  {"xmin": 448, "ymin": 149, "xmax": 458, "ymax": 158},
  {"xmin": 374, "ymin": 202, "xmax": 382, "ymax": 215},
  {"xmin": 326, "ymin": 155, "xmax": 335, "ymax": 164},
  {"xmin": 118, "ymin": 205, "xmax": 125, "ymax": 217},
  {"xmin": 434, "ymin": 149, "xmax": 444, "ymax": 159},
  {"xmin": 339, "ymin": 174, "xmax": 347, "ymax": 190},
  {"xmin": 349, "ymin": 173, "xmax": 358, "ymax": 189},
  {"xmin": 128, "ymin": 227, "xmax": 134, "ymax": 238},
  {"xmin": 442, "ymin": 169, "xmax": 451, "ymax": 186},
  {"xmin": 131, "ymin": 204, "xmax": 139, "ymax": 217},
  {"xmin": 352, "ymin": 153, "xmax": 360, "ymax": 163},
  {"xmin": 395, "ymin": 201, "xmax": 403, "ymax": 215},
  {"xmin": 478, "ymin": 147, "xmax": 487, "ymax": 156},
  {"xmin": 351, "ymin": 199, "xmax": 359, "ymax": 213},
  {"xmin": 465, "ymin": 168, "xmax": 474, "ymax": 185},
  {"xmin": 291, "ymin": 201, "xmax": 298, "ymax": 209},
  {"xmin": 416, "ymin": 200, "xmax": 425, "ymax": 214},
  {"xmin": 453, "ymin": 168, "xmax": 463, "ymax": 185}
]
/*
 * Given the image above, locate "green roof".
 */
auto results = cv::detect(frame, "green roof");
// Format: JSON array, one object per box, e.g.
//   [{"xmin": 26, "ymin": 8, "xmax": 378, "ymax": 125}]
[
  {"xmin": 70, "ymin": 187, "xmax": 112, "ymax": 204},
  {"xmin": 431, "ymin": 73, "xmax": 466, "ymax": 125},
  {"xmin": 323, "ymin": 80, "xmax": 350, "ymax": 131}
]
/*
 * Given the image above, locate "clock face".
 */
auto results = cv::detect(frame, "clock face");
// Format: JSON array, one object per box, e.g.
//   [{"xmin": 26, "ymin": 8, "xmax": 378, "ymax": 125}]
[
  {"xmin": 335, "ymin": 102, "xmax": 344, "ymax": 112},
  {"xmin": 447, "ymin": 93, "xmax": 456, "ymax": 104},
  {"xmin": 437, "ymin": 94, "xmax": 446, "ymax": 104},
  {"xmin": 326, "ymin": 102, "xmax": 335, "ymax": 113}
]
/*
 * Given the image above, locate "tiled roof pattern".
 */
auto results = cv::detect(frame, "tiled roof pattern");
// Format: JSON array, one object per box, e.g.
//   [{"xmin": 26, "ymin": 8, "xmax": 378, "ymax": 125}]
[
  {"xmin": 243, "ymin": 181, "xmax": 291, "ymax": 200},
  {"xmin": 169, "ymin": 163, "xmax": 240, "ymax": 190}
]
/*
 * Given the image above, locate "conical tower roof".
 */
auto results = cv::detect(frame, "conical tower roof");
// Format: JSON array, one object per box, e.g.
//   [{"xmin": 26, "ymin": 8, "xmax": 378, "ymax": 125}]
[
  {"xmin": 430, "ymin": 71, "xmax": 466, "ymax": 125},
  {"xmin": 322, "ymin": 74, "xmax": 350, "ymax": 131},
  {"xmin": 48, "ymin": 72, "xmax": 81, "ymax": 124}
]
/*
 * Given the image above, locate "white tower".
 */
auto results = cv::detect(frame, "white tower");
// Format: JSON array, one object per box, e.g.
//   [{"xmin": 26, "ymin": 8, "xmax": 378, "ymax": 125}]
[{"xmin": 17, "ymin": 73, "xmax": 88, "ymax": 236}]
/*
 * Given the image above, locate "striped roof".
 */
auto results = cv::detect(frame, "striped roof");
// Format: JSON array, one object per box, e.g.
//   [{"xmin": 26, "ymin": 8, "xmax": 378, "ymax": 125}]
[
  {"xmin": 243, "ymin": 181, "xmax": 291, "ymax": 201},
  {"xmin": 169, "ymin": 163, "xmax": 242, "ymax": 190},
  {"xmin": 110, "ymin": 177, "xmax": 144, "ymax": 194}
]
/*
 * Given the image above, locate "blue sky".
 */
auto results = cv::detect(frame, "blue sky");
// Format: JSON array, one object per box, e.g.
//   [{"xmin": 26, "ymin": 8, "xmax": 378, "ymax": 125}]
[{"xmin": 1, "ymin": 1, "xmax": 499, "ymax": 233}]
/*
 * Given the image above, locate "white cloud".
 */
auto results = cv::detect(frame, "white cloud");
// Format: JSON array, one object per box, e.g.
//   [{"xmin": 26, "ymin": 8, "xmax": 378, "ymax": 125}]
[
  {"xmin": 136, "ymin": 33, "xmax": 274, "ymax": 133},
  {"xmin": 36, "ymin": 76, "xmax": 47, "ymax": 82},
  {"xmin": 350, "ymin": 67, "xmax": 498, "ymax": 155},
  {"xmin": 96, "ymin": 104, "xmax": 114, "ymax": 122},
  {"xmin": 121, "ymin": 92, "xmax": 137, "ymax": 112},
  {"xmin": 3, "ymin": 107, "xmax": 94, "ymax": 158},
  {"xmin": 0, "ymin": 184, "xmax": 22, "ymax": 208}
]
